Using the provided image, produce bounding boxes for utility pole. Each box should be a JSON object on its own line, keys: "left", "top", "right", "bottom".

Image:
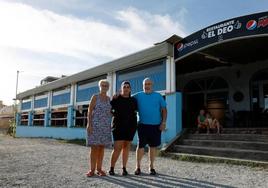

{"left": 15, "top": 70, "right": 19, "bottom": 103}
{"left": 13, "top": 70, "right": 20, "bottom": 136}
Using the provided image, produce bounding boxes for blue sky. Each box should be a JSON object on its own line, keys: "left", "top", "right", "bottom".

{"left": 0, "top": 0, "right": 268, "bottom": 105}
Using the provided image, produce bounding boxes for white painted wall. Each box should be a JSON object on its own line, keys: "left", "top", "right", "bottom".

{"left": 176, "top": 59, "right": 268, "bottom": 112}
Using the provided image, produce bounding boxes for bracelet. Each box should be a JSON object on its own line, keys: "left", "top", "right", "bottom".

{"left": 161, "top": 122, "right": 166, "bottom": 125}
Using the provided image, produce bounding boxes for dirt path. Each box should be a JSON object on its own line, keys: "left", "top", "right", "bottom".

{"left": 0, "top": 134, "right": 267, "bottom": 188}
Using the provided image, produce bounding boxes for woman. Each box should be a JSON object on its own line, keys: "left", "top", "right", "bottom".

{"left": 206, "top": 112, "right": 222, "bottom": 134}
{"left": 109, "top": 81, "right": 137, "bottom": 176}
{"left": 86, "top": 79, "right": 112, "bottom": 177}
{"left": 197, "top": 109, "right": 208, "bottom": 133}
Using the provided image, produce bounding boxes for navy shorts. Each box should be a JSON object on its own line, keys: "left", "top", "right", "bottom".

{"left": 137, "top": 124, "right": 161, "bottom": 148}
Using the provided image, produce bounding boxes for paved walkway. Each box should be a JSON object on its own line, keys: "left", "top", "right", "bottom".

{"left": 0, "top": 133, "right": 267, "bottom": 188}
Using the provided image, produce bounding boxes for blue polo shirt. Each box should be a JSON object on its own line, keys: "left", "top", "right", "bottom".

{"left": 133, "top": 91, "right": 166, "bottom": 125}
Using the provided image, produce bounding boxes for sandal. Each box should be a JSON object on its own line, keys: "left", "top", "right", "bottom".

{"left": 86, "top": 170, "right": 95, "bottom": 177}
{"left": 109, "top": 167, "right": 115, "bottom": 176}
{"left": 122, "top": 167, "right": 128, "bottom": 176}
{"left": 134, "top": 168, "right": 141, "bottom": 175}
{"left": 149, "top": 168, "right": 156, "bottom": 175}
{"left": 97, "top": 170, "right": 107, "bottom": 176}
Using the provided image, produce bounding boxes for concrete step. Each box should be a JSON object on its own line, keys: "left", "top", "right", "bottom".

{"left": 181, "top": 139, "right": 268, "bottom": 151}
{"left": 163, "top": 152, "right": 268, "bottom": 168}
{"left": 222, "top": 128, "right": 268, "bottom": 134}
{"left": 173, "top": 145, "right": 268, "bottom": 161}
{"left": 187, "top": 134, "right": 268, "bottom": 142}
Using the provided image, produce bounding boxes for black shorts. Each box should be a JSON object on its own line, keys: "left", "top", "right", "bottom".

{"left": 112, "top": 126, "right": 137, "bottom": 141}
{"left": 137, "top": 124, "right": 161, "bottom": 148}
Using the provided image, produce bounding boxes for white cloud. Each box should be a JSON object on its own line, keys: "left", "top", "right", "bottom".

{"left": 116, "top": 7, "right": 186, "bottom": 43}
{"left": 0, "top": 2, "right": 185, "bottom": 105}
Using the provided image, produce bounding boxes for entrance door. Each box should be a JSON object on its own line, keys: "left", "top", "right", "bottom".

{"left": 252, "top": 82, "right": 268, "bottom": 127}
{"left": 183, "top": 93, "right": 204, "bottom": 128}
{"left": 183, "top": 77, "right": 229, "bottom": 128}
{"left": 263, "top": 83, "right": 268, "bottom": 110}
{"left": 251, "top": 71, "right": 268, "bottom": 127}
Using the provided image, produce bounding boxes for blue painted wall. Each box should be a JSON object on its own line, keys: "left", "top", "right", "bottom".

{"left": 44, "top": 109, "right": 50, "bottom": 127}
{"left": 162, "top": 92, "right": 182, "bottom": 144}
{"left": 67, "top": 106, "right": 74, "bottom": 127}
{"left": 16, "top": 91, "right": 183, "bottom": 144}
{"left": 28, "top": 111, "right": 33, "bottom": 126}
{"left": 16, "top": 60, "right": 184, "bottom": 146}
{"left": 16, "top": 113, "right": 21, "bottom": 127}
{"left": 16, "top": 126, "right": 86, "bottom": 140}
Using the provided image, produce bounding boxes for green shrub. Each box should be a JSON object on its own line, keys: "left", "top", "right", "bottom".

{"left": 7, "top": 118, "right": 16, "bottom": 137}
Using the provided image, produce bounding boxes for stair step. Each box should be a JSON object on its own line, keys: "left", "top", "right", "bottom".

{"left": 173, "top": 145, "right": 268, "bottom": 161}
{"left": 165, "top": 152, "right": 268, "bottom": 167}
{"left": 181, "top": 139, "right": 268, "bottom": 151}
{"left": 187, "top": 134, "right": 268, "bottom": 142}
{"left": 222, "top": 128, "right": 268, "bottom": 134}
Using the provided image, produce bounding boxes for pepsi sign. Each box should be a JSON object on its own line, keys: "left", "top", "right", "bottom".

{"left": 176, "top": 43, "right": 184, "bottom": 51}
{"left": 246, "top": 20, "right": 257, "bottom": 30}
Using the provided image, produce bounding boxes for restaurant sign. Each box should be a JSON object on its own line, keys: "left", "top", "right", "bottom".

{"left": 174, "top": 11, "right": 268, "bottom": 61}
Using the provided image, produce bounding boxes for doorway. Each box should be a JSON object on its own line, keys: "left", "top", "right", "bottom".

{"left": 250, "top": 70, "right": 268, "bottom": 127}
{"left": 183, "top": 77, "right": 229, "bottom": 128}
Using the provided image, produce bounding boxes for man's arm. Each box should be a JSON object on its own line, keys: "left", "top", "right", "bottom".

{"left": 159, "top": 108, "right": 167, "bottom": 131}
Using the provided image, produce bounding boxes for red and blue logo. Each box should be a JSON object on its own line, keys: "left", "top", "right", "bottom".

{"left": 176, "top": 43, "right": 184, "bottom": 51}
{"left": 246, "top": 20, "right": 257, "bottom": 30}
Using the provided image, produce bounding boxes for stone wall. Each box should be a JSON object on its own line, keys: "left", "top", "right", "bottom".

{"left": 0, "top": 105, "right": 14, "bottom": 129}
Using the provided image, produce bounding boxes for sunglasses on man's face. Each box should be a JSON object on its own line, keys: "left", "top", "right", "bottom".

{"left": 123, "top": 85, "right": 130, "bottom": 89}
{"left": 101, "top": 85, "right": 109, "bottom": 88}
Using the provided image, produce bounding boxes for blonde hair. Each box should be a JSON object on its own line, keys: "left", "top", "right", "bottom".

{"left": 98, "top": 79, "right": 109, "bottom": 87}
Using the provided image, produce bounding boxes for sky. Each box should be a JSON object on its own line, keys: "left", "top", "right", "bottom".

{"left": 0, "top": 0, "right": 268, "bottom": 105}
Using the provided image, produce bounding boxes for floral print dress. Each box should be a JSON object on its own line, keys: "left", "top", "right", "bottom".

{"left": 87, "top": 95, "right": 112, "bottom": 147}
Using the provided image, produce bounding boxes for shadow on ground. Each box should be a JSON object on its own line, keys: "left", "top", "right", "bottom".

{"left": 91, "top": 173, "right": 235, "bottom": 188}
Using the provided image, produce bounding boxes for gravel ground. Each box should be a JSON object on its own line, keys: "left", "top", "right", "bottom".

{"left": 0, "top": 133, "right": 267, "bottom": 188}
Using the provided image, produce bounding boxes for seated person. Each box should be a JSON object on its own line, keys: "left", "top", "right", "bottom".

{"left": 205, "top": 112, "right": 222, "bottom": 134}
{"left": 197, "top": 109, "right": 208, "bottom": 133}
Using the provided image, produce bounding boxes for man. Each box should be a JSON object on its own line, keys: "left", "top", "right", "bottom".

{"left": 133, "top": 77, "right": 167, "bottom": 175}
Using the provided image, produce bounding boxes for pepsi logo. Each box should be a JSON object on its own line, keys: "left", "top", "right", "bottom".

{"left": 176, "top": 43, "right": 184, "bottom": 51}
{"left": 246, "top": 20, "right": 257, "bottom": 30}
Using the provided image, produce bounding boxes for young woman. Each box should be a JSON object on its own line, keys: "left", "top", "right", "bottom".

{"left": 109, "top": 81, "right": 137, "bottom": 176}
{"left": 86, "top": 79, "right": 112, "bottom": 177}
{"left": 206, "top": 112, "right": 222, "bottom": 134}
{"left": 197, "top": 109, "right": 209, "bottom": 133}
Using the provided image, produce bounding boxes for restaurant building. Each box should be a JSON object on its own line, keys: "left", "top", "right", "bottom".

{"left": 16, "top": 11, "right": 268, "bottom": 144}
